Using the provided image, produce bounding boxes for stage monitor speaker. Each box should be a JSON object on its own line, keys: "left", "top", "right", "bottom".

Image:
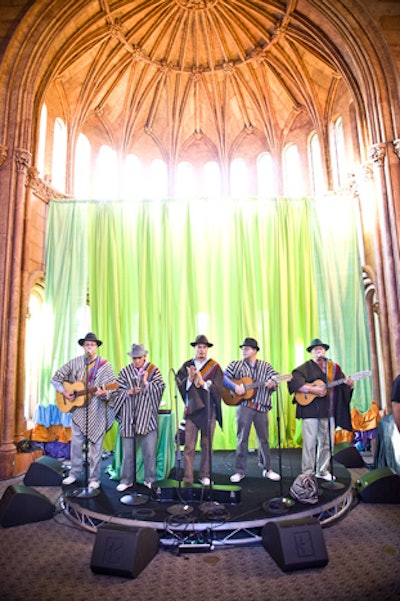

{"left": 262, "top": 518, "right": 329, "bottom": 572}
{"left": 333, "top": 443, "right": 365, "bottom": 468}
{"left": 24, "top": 455, "right": 65, "bottom": 486}
{"left": 90, "top": 523, "right": 159, "bottom": 578}
{"left": 355, "top": 467, "right": 400, "bottom": 503}
{"left": 0, "top": 484, "right": 55, "bottom": 528}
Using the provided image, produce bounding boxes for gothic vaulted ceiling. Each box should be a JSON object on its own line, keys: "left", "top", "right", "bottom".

{"left": 31, "top": 1, "right": 368, "bottom": 163}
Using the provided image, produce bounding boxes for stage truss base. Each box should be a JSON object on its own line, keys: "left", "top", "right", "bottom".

{"left": 60, "top": 487, "right": 354, "bottom": 547}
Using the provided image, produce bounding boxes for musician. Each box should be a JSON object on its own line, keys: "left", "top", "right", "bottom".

{"left": 176, "top": 335, "right": 223, "bottom": 486}
{"left": 111, "top": 343, "right": 165, "bottom": 491}
{"left": 374, "top": 375, "right": 400, "bottom": 475}
{"left": 288, "top": 338, "right": 353, "bottom": 480}
{"left": 51, "top": 332, "right": 116, "bottom": 489}
{"left": 223, "top": 337, "right": 281, "bottom": 483}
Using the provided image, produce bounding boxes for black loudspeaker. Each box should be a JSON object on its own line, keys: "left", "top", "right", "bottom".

{"left": 333, "top": 442, "right": 365, "bottom": 468}
{"left": 90, "top": 523, "right": 159, "bottom": 578}
{"left": 23, "top": 456, "right": 65, "bottom": 486}
{"left": 0, "top": 484, "right": 55, "bottom": 528}
{"left": 355, "top": 467, "right": 400, "bottom": 503}
{"left": 262, "top": 518, "right": 329, "bottom": 572}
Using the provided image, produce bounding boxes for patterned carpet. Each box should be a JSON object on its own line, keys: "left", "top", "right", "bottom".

{"left": 0, "top": 458, "right": 399, "bottom": 601}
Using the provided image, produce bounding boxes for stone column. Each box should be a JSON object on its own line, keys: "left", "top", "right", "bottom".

{"left": 0, "top": 148, "right": 31, "bottom": 478}
{"left": 368, "top": 143, "right": 400, "bottom": 395}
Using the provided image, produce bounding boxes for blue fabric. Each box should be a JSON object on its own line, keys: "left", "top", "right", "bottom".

{"left": 33, "top": 404, "right": 72, "bottom": 428}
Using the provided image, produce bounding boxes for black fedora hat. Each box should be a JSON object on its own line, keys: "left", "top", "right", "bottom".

{"left": 240, "top": 337, "right": 260, "bottom": 351}
{"left": 78, "top": 332, "right": 102, "bottom": 347}
{"left": 190, "top": 334, "right": 213, "bottom": 347}
{"left": 306, "top": 338, "right": 329, "bottom": 353}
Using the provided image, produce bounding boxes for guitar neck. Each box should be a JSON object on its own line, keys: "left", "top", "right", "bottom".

{"left": 74, "top": 386, "right": 97, "bottom": 399}
{"left": 327, "top": 377, "right": 346, "bottom": 390}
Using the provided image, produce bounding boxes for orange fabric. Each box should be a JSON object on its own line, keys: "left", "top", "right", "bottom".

{"left": 31, "top": 424, "right": 72, "bottom": 442}
{"left": 334, "top": 429, "right": 354, "bottom": 444}
{"left": 351, "top": 401, "right": 380, "bottom": 431}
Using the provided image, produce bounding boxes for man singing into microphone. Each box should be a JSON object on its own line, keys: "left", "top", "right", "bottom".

{"left": 176, "top": 335, "right": 223, "bottom": 486}
{"left": 288, "top": 338, "right": 354, "bottom": 481}
{"left": 51, "top": 332, "right": 116, "bottom": 489}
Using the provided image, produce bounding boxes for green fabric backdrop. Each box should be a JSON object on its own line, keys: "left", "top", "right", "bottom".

{"left": 39, "top": 196, "right": 372, "bottom": 450}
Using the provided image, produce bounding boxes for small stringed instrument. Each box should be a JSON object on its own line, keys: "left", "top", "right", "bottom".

{"left": 222, "top": 374, "right": 292, "bottom": 406}
{"left": 56, "top": 380, "right": 118, "bottom": 413}
{"left": 294, "top": 370, "right": 372, "bottom": 406}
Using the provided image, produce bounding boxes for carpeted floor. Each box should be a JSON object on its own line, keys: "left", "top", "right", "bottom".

{"left": 0, "top": 454, "right": 399, "bottom": 601}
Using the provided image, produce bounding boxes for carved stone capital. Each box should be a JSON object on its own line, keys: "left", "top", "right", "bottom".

{"left": 14, "top": 148, "right": 32, "bottom": 173}
{"left": 368, "top": 143, "right": 386, "bottom": 166}
{"left": 362, "top": 161, "right": 374, "bottom": 182}
{"left": 393, "top": 139, "right": 400, "bottom": 161}
{"left": 0, "top": 145, "right": 8, "bottom": 168}
{"left": 25, "top": 167, "right": 67, "bottom": 203}
{"left": 346, "top": 172, "right": 359, "bottom": 199}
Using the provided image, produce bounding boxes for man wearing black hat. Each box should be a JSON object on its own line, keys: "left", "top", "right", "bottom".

{"left": 374, "top": 375, "right": 400, "bottom": 475}
{"left": 288, "top": 338, "right": 353, "bottom": 480}
{"left": 176, "top": 335, "right": 223, "bottom": 486}
{"left": 223, "top": 337, "right": 281, "bottom": 483}
{"left": 51, "top": 332, "right": 116, "bottom": 489}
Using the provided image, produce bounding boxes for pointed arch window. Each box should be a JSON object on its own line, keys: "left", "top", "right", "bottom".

{"left": 283, "top": 144, "right": 304, "bottom": 197}
{"left": 52, "top": 117, "right": 67, "bottom": 193}
{"left": 203, "top": 161, "right": 222, "bottom": 198}
{"left": 230, "top": 158, "right": 248, "bottom": 197}
{"left": 309, "top": 133, "right": 324, "bottom": 197}
{"left": 74, "top": 133, "right": 91, "bottom": 199}
{"left": 257, "top": 152, "right": 275, "bottom": 198}
{"left": 331, "top": 116, "right": 346, "bottom": 189}
{"left": 93, "top": 145, "right": 118, "bottom": 200}
{"left": 37, "top": 104, "right": 47, "bottom": 179}
{"left": 149, "top": 159, "right": 168, "bottom": 200}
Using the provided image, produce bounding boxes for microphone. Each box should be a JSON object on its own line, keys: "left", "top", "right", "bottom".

{"left": 171, "top": 368, "right": 182, "bottom": 386}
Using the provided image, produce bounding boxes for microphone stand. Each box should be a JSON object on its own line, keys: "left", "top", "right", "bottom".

{"left": 321, "top": 365, "right": 344, "bottom": 490}
{"left": 167, "top": 369, "right": 193, "bottom": 516}
{"left": 120, "top": 379, "right": 150, "bottom": 506}
{"left": 67, "top": 353, "right": 100, "bottom": 499}
{"left": 263, "top": 379, "right": 295, "bottom": 513}
{"left": 199, "top": 380, "right": 226, "bottom": 518}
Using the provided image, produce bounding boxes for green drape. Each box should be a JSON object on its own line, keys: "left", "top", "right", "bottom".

{"left": 40, "top": 197, "right": 372, "bottom": 450}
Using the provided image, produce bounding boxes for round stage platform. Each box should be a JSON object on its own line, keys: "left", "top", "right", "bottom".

{"left": 61, "top": 449, "right": 354, "bottom": 549}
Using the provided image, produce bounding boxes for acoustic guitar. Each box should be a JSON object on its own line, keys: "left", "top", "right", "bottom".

{"left": 222, "top": 374, "right": 292, "bottom": 406}
{"left": 56, "top": 380, "right": 118, "bottom": 413}
{"left": 294, "top": 370, "right": 372, "bottom": 406}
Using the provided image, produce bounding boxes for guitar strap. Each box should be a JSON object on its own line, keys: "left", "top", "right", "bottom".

{"left": 326, "top": 360, "right": 337, "bottom": 415}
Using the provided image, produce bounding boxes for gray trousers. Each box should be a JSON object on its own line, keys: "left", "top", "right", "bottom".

{"left": 120, "top": 429, "right": 158, "bottom": 484}
{"left": 301, "top": 417, "right": 334, "bottom": 475}
{"left": 69, "top": 420, "right": 104, "bottom": 482}
{"left": 235, "top": 405, "right": 271, "bottom": 475}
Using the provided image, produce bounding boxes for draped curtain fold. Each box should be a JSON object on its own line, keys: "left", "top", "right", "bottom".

{"left": 39, "top": 197, "right": 372, "bottom": 450}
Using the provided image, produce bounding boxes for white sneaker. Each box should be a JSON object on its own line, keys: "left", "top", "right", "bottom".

{"left": 316, "top": 472, "right": 336, "bottom": 481}
{"left": 230, "top": 473, "right": 244, "bottom": 483}
{"left": 199, "top": 477, "right": 211, "bottom": 486}
{"left": 116, "top": 482, "right": 132, "bottom": 492}
{"left": 262, "top": 469, "right": 281, "bottom": 481}
{"left": 89, "top": 480, "right": 100, "bottom": 489}
{"left": 62, "top": 475, "right": 76, "bottom": 485}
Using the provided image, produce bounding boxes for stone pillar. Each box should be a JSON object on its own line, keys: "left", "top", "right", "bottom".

{"left": 0, "top": 148, "right": 31, "bottom": 478}
{"left": 368, "top": 143, "right": 400, "bottom": 394}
